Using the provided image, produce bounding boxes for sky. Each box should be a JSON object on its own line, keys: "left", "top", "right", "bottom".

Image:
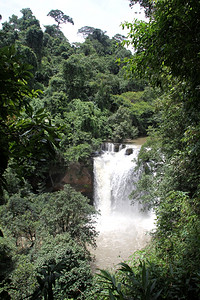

{"left": 0, "top": 0, "right": 146, "bottom": 44}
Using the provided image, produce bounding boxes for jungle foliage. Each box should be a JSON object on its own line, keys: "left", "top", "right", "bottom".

{"left": 0, "top": 7, "right": 156, "bottom": 191}
{"left": 0, "top": 7, "right": 156, "bottom": 299}
{"left": 0, "top": 184, "right": 97, "bottom": 299}
{"left": 1, "top": 1, "right": 199, "bottom": 299}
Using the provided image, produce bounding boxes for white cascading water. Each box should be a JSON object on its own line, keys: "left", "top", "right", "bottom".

{"left": 92, "top": 139, "right": 155, "bottom": 270}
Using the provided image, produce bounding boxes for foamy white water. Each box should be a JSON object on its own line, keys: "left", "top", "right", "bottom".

{"left": 92, "top": 139, "right": 155, "bottom": 270}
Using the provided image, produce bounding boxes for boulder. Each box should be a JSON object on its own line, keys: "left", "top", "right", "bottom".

{"left": 125, "top": 148, "right": 133, "bottom": 155}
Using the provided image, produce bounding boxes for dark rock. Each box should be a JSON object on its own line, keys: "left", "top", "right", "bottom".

{"left": 125, "top": 148, "right": 133, "bottom": 155}
{"left": 114, "top": 144, "right": 119, "bottom": 152}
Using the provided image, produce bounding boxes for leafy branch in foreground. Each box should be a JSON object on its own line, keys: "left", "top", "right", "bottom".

{"left": 97, "top": 262, "right": 162, "bottom": 300}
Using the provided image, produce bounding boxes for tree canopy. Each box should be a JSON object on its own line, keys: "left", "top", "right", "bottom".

{"left": 47, "top": 9, "right": 74, "bottom": 27}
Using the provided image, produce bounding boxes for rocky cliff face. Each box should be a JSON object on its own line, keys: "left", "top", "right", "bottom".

{"left": 61, "top": 160, "right": 93, "bottom": 202}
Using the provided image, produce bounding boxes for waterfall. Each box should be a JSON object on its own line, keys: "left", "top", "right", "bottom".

{"left": 92, "top": 141, "right": 155, "bottom": 270}
{"left": 94, "top": 143, "right": 140, "bottom": 217}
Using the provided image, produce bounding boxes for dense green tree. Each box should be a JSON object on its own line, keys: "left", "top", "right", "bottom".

{"left": 86, "top": 28, "right": 112, "bottom": 55}
{"left": 0, "top": 9, "right": 40, "bottom": 48}
{"left": 25, "top": 25, "right": 43, "bottom": 61}
{"left": 59, "top": 99, "right": 110, "bottom": 162}
{"left": 8, "top": 106, "right": 61, "bottom": 191}
{"left": 0, "top": 185, "right": 97, "bottom": 251}
{"left": 112, "top": 89, "right": 156, "bottom": 135}
{"left": 36, "top": 185, "right": 97, "bottom": 247}
{"left": 0, "top": 235, "right": 15, "bottom": 299}
{"left": 0, "top": 193, "right": 39, "bottom": 247}
{"left": 0, "top": 45, "right": 33, "bottom": 199}
{"left": 7, "top": 14, "right": 19, "bottom": 29}
{"left": 108, "top": 106, "right": 138, "bottom": 142}
{"left": 18, "top": 8, "right": 40, "bottom": 31}
{"left": 44, "top": 25, "right": 65, "bottom": 41}
{"left": 35, "top": 54, "right": 54, "bottom": 86}
{"left": 0, "top": 45, "right": 62, "bottom": 197}
{"left": 0, "top": 184, "right": 98, "bottom": 299}
{"left": 0, "top": 20, "right": 18, "bottom": 47}
{"left": 124, "top": 0, "right": 200, "bottom": 95}
{"left": 32, "top": 233, "right": 93, "bottom": 300}
{"left": 16, "top": 44, "right": 38, "bottom": 74}
{"left": 93, "top": 72, "right": 120, "bottom": 110}
{"left": 75, "top": 39, "right": 96, "bottom": 56}
{"left": 63, "top": 53, "right": 94, "bottom": 100}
